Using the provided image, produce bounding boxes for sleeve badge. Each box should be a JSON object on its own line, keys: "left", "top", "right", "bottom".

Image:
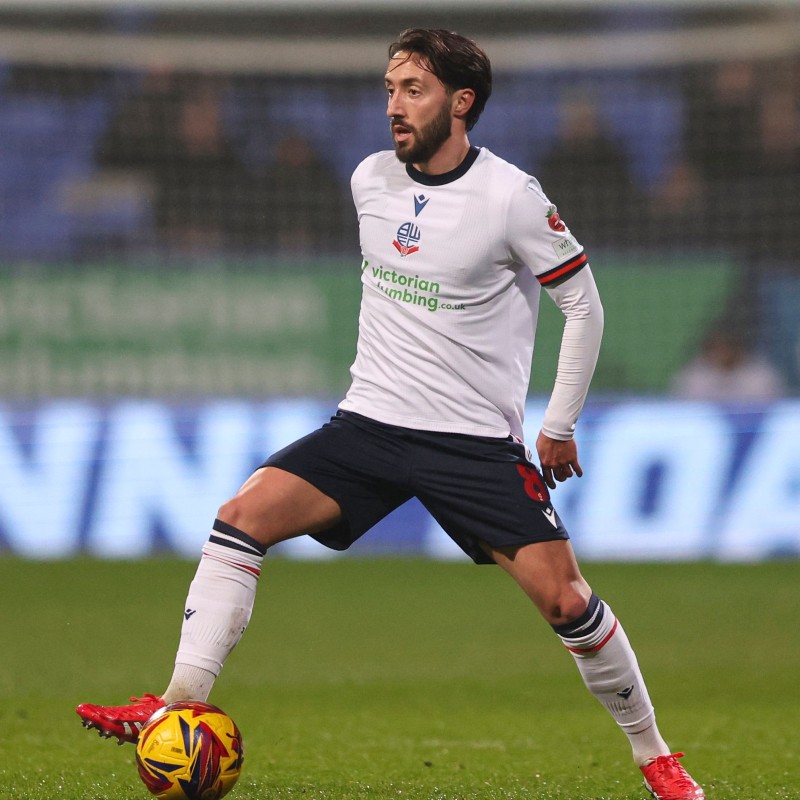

{"left": 546, "top": 205, "right": 567, "bottom": 233}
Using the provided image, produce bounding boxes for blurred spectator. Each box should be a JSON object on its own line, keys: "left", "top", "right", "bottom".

{"left": 746, "top": 80, "right": 800, "bottom": 266}
{"left": 96, "top": 67, "right": 177, "bottom": 181}
{"left": 96, "top": 73, "right": 260, "bottom": 255}
{"left": 255, "top": 131, "right": 356, "bottom": 255}
{"left": 682, "top": 59, "right": 800, "bottom": 264}
{"left": 158, "top": 79, "right": 260, "bottom": 253}
{"left": 684, "top": 61, "right": 760, "bottom": 186}
{"left": 671, "top": 318, "right": 786, "bottom": 401}
{"left": 644, "top": 157, "right": 707, "bottom": 251}
{"left": 682, "top": 61, "right": 760, "bottom": 255}
{"left": 535, "top": 91, "right": 643, "bottom": 249}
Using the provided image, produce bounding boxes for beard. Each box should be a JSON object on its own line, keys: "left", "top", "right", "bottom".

{"left": 391, "top": 101, "right": 452, "bottom": 165}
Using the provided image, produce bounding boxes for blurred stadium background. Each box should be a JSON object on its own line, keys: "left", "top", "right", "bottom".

{"left": 0, "top": 0, "right": 798, "bottom": 560}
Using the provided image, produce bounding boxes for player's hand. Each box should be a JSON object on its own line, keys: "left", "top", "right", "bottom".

{"left": 536, "top": 431, "right": 583, "bottom": 489}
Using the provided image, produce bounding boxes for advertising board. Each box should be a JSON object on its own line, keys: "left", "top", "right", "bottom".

{"left": 1, "top": 398, "right": 797, "bottom": 561}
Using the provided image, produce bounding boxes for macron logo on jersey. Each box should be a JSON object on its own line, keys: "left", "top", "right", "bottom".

{"left": 414, "top": 194, "right": 430, "bottom": 217}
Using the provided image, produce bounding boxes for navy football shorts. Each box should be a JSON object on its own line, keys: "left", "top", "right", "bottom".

{"left": 263, "top": 410, "right": 568, "bottom": 564}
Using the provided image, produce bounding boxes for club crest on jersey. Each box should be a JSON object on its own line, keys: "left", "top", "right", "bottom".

{"left": 393, "top": 222, "right": 421, "bottom": 257}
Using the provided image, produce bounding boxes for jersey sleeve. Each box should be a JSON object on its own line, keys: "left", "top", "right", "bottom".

{"left": 540, "top": 267, "right": 604, "bottom": 439}
{"left": 350, "top": 154, "right": 374, "bottom": 212}
{"left": 505, "top": 176, "right": 587, "bottom": 285}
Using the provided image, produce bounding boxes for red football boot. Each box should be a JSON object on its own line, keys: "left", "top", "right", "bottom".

{"left": 641, "top": 752, "right": 705, "bottom": 800}
{"left": 76, "top": 693, "right": 164, "bottom": 745}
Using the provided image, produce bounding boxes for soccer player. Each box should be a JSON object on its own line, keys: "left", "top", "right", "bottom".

{"left": 77, "top": 29, "right": 704, "bottom": 800}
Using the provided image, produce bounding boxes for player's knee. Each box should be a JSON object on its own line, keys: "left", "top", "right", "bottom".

{"left": 216, "top": 497, "right": 278, "bottom": 548}
{"left": 540, "top": 583, "right": 592, "bottom": 626}
{"left": 216, "top": 496, "right": 251, "bottom": 535}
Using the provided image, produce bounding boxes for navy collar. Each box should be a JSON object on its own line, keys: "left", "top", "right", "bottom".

{"left": 405, "top": 146, "right": 481, "bottom": 186}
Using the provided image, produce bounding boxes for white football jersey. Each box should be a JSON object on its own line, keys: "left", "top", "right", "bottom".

{"left": 339, "top": 146, "right": 587, "bottom": 440}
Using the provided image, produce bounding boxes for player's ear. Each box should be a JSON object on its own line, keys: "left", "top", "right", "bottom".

{"left": 451, "top": 88, "right": 475, "bottom": 122}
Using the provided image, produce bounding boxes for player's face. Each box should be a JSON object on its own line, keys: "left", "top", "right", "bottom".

{"left": 385, "top": 53, "right": 454, "bottom": 165}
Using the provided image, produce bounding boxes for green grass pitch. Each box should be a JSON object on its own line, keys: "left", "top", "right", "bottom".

{"left": 0, "top": 557, "right": 797, "bottom": 799}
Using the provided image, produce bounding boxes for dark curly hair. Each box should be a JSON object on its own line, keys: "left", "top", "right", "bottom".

{"left": 388, "top": 28, "right": 493, "bottom": 131}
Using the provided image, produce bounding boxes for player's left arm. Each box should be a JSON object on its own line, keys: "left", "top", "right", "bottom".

{"left": 538, "top": 267, "right": 604, "bottom": 488}
{"left": 504, "top": 174, "right": 604, "bottom": 487}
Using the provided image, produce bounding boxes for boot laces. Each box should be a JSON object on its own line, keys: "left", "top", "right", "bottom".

{"left": 648, "top": 753, "right": 697, "bottom": 790}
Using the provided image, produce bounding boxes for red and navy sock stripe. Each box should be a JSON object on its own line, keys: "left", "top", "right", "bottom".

{"left": 551, "top": 592, "right": 618, "bottom": 653}
{"left": 210, "top": 518, "right": 267, "bottom": 557}
{"left": 552, "top": 592, "right": 603, "bottom": 637}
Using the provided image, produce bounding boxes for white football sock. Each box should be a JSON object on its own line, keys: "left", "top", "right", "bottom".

{"left": 553, "top": 594, "right": 671, "bottom": 766}
{"left": 163, "top": 519, "right": 266, "bottom": 703}
{"left": 162, "top": 664, "right": 216, "bottom": 704}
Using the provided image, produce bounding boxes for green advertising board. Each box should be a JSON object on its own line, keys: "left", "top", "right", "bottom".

{"left": 530, "top": 255, "right": 738, "bottom": 393}
{"left": 0, "top": 264, "right": 360, "bottom": 398}
{"left": 0, "top": 257, "right": 735, "bottom": 398}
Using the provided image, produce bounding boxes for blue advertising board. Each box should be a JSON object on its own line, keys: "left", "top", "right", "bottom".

{"left": 0, "top": 398, "right": 798, "bottom": 561}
